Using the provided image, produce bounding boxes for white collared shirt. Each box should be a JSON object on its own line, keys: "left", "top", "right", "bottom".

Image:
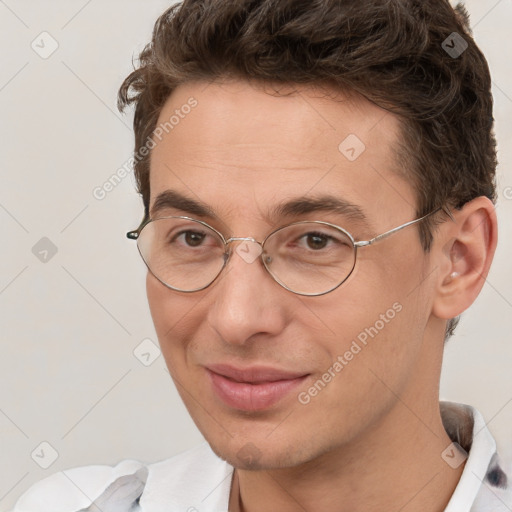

{"left": 11, "top": 402, "right": 512, "bottom": 511}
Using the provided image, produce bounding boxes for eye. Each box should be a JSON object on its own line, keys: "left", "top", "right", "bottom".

{"left": 300, "top": 232, "right": 332, "bottom": 250}
{"left": 295, "top": 230, "right": 348, "bottom": 251}
{"left": 172, "top": 230, "right": 210, "bottom": 247}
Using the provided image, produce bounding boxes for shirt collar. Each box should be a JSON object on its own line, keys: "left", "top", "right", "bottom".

{"left": 441, "top": 401, "right": 497, "bottom": 511}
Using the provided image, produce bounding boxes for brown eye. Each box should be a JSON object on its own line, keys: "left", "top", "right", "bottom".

{"left": 304, "top": 233, "right": 329, "bottom": 250}
{"left": 182, "top": 231, "right": 206, "bottom": 247}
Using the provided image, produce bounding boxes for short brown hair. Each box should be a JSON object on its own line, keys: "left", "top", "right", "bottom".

{"left": 118, "top": 0, "right": 497, "bottom": 336}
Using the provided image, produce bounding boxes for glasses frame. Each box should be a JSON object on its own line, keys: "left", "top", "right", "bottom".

{"left": 126, "top": 207, "right": 444, "bottom": 296}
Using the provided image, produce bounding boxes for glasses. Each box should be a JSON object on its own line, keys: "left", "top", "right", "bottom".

{"left": 126, "top": 208, "right": 441, "bottom": 296}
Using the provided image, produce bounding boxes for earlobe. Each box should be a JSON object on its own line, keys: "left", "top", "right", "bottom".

{"left": 432, "top": 197, "right": 498, "bottom": 320}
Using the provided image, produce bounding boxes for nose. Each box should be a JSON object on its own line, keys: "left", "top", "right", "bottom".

{"left": 206, "top": 239, "right": 287, "bottom": 346}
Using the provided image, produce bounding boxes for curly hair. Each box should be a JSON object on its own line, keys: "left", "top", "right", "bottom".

{"left": 118, "top": 0, "right": 497, "bottom": 338}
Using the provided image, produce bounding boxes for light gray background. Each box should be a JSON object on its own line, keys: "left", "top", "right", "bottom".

{"left": 0, "top": 0, "right": 511, "bottom": 509}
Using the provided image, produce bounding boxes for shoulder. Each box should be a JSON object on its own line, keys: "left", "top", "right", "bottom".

{"left": 11, "top": 443, "right": 232, "bottom": 512}
{"left": 11, "top": 459, "right": 148, "bottom": 512}
{"left": 140, "top": 442, "right": 233, "bottom": 508}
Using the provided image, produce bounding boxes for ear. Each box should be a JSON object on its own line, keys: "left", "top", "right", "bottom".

{"left": 432, "top": 196, "right": 498, "bottom": 320}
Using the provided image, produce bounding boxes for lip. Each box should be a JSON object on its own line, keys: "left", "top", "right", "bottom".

{"left": 205, "top": 364, "right": 310, "bottom": 412}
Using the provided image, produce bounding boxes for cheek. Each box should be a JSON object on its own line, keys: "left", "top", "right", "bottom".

{"left": 146, "top": 272, "right": 170, "bottom": 335}
{"left": 295, "top": 293, "right": 421, "bottom": 432}
{"left": 306, "top": 253, "right": 426, "bottom": 375}
{"left": 145, "top": 273, "right": 199, "bottom": 362}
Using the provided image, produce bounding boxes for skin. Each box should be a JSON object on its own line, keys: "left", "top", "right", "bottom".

{"left": 145, "top": 78, "right": 497, "bottom": 511}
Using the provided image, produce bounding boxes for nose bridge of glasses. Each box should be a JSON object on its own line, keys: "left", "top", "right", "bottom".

{"left": 226, "top": 237, "right": 264, "bottom": 265}
{"left": 226, "top": 236, "right": 261, "bottom": 245}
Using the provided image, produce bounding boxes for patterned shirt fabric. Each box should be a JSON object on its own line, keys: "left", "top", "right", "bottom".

{"left": 11, "top": 401, "right": 512, "bottom": 511}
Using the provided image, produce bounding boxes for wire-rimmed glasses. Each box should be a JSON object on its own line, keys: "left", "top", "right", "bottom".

{"left": 126, "top": 208, "right": 441, "bottom": 296}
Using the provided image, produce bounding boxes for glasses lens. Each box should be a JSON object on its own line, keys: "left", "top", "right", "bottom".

{"left": 263, "top": 222, "right": 356, "bottom": 295}
{"left": 137, "top": 217, "right": 225, "bottom": 291}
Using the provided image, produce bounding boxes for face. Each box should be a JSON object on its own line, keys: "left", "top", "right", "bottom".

{"left": 146, "top": 79, "right": 439, "bottom": 470}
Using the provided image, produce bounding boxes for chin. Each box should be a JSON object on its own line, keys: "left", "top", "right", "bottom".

{"left": 204, "top": 431, "right": 318, "bottom": 471}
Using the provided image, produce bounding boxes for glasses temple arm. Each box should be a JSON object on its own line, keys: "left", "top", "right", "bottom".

{"left": 127, "top": 215, "right": 152, "bottom": 240}
{"left": 355, "top": 207, "right": 444, "bottom": 248}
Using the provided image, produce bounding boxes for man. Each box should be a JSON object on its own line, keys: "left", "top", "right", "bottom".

{"left": 12, "top": 0, "right": 511, "bottom": 510}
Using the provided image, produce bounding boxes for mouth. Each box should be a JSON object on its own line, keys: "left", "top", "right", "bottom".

{"left": 205, "top": 364, "right": 310, "bottom": 412}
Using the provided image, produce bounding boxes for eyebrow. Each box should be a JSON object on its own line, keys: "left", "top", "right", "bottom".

{"left": 150, "top": 189, "right": 370, "bottom": 228}
{"left": 151, "top": 190, "right": 217, "bottom": 219}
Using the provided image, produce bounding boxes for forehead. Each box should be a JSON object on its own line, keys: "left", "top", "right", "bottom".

{"left": 148, "top": 79, "right": 414, "bottom": 227}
